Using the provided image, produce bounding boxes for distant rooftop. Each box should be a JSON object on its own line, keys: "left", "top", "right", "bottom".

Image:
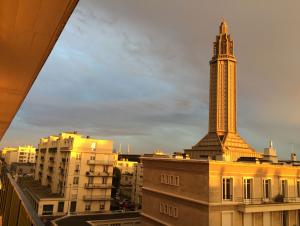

{"left": 53, "top": 211, "right": 140, "bottom": 226}
{"left": 18, "top": 176, "right": 63, "bottom": 200}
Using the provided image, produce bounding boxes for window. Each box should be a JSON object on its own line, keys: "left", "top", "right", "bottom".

{"left": 90, "top": 156, "right": 95, "bottom": 160}
{"left": 160, "top": 203, "right": 164, "bottom": 213}
{"left": 88, "top": 177, "right": 94, "bottom": 184}
{"left": 85, "top": 204, "right": 91, "bottom": 211}
{"left": 102, "top": 177, "right": 107, "bottom": 184}
{"left": 76, "top": 153, "right": 81, "bottom": 160}
{"left": 168, "top": 206, "right": 173, "bottom": 216}
{"left": 58, "top": 202, "right": 64, "bottom": 212}
{"left": 263, "top": 179, "right": 271, "bottom": 199}
{"left": 42, "top": 205, "right": 53, "bottom": 215}
{"left": 280, "top": 180, "right": 288, "bottom": 197}
{"left": 161, "top": 174, "right": 179, "bottom": 186}
{"left": 173, "top": 207, "right": 178, "bottom": 218}
{"left": 222, "top": 178, "right": 233, "bottom": 200}
{"left": 243, "top": 178, "right": 252, "bottom": 200}
{"left": 297, "top": 181, "right": 300, "bottom": 198}
{"left": 103, "top": 165, "right": 109, "bottom": 173}
{"left": 161, "top": 174, "right": 165, "bottom": 183}
{"left": 75, "top": 164, "right": 80, "bottom": 171}
{"left": 73, "top": 177, "right": 79, "bottom": 185}
{"left": 159, "top": 202, "right": 178, "bottom": 218}
{"left": 100, "top": 202, "right": 105, "bottom": 210}
{"left": 281, "top": 211, "right": 288, "bottom": 226}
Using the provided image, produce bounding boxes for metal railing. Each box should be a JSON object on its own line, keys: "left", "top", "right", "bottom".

{"left": 86, "top": 171, "right": 111, "bottom": 177}
{"left": 84, "top": 183, "right": 112, "bottom": 189}
{"left": 234, "top": 196, "right": 300, "bottom": 205}
{"left": 83, "top": 195, "right": 111, "bottom": 201}
{"left": 0, "top": 168, "right": 44, "bottom": 226}
{"left": 87, "top": 160, "right": 114, "bottom": 165}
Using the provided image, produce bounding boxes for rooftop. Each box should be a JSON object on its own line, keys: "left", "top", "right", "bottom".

{"left": 18, "top": 176, "right": 63, "bottom": 200}
{"left": 53, "top": 211, "right": 140, "bottom": 226}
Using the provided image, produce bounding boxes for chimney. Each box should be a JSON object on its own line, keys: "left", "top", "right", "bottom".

{"left": 291, "top": 153, "right": 297, "bottom": 161}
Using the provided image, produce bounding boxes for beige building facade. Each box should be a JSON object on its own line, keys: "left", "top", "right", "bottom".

{"left": 23, "top": 132, "right": 115, "bottom": 216}
{"left": 131, "top": 162, "right": 143, "bottom": 208}
{"left": 3, "top": 145, "right": 36, "bottom": 166}
{"left": 141, "top": 21, "right": 300, "bottom": 226}
{"left": 141, "top": 156, "right": 300, "bottom": 226}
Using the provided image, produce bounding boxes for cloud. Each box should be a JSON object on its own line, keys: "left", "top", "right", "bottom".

{"left": 2, "top": 0, "right": 300, "bottom": 156}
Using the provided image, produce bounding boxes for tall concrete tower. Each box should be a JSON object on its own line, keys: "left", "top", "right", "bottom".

{"left": 185, "top": 21, "right": 260, "bottom": 161}
{"left": 209, "top": 20, "right": 236, "bottom": 135}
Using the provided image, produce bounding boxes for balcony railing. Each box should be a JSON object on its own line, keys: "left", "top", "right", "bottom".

{"left": 235, "top": 196, "right": 300, "bottom": 205}
{"left": 84, "top": 183, "right": 112, "bottom": 189}
{"left": 48, "top": 147, "right": 57, "bottom": 153}
{"left": 86, "top": 171, "right": 111, "bottom": 177}
{"left": 0, "top": 171, "right": 44, "bottom": 226}
{"left": 87, "top": 160, "right": 114, "bottom": 165}
{"left": 83, "top": 195, "right": 111, "bottom": 201}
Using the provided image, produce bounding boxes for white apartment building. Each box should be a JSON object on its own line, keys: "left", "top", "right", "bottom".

{"left": 3, "top": 145, "right": 36, "bottom": 166}
{"left": 20, "top": 132, "right": 116, "bottom": 216}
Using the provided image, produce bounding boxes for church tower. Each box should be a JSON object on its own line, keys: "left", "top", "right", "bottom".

{"left": 209, "top": 21, "right": 236, "bottom": 135}
{"left": 185, "top": 21, "right": 261, "bottom": 161}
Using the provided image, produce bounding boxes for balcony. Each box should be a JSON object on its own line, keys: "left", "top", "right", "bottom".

{"left": 60, "top": 146, "right": 70, "bottom": 151}
{"left": 83, "top": 195, "right": 111, "bottom": 201}
{"left": 40, "top": 148, "right": 46, "bottom": 153}
{"left": 84, "top": 183, "right": 112, "bottom": 189}
{"left": 86, "top": 171, "right": 111, "bottom": 177}
{"left": 236, "top": 196, "right": 300, "bottom": 213}
{"left": 48, "top": 166, "right": 54, "bottom": 173}
{"left": 48, "top": 147, "right": 57, "bottom": 153}
{"left": 87, "top": 160, "right": 114, "bottom": 165}
{"left": 47, "top": 175, "right": 52, "bottom": 181}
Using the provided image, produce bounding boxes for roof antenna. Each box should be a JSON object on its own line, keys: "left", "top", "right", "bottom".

{"left": 118, "top": 143, "right": 122, "bottom": 154}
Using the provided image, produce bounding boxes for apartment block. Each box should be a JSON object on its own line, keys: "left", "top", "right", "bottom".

{"left": 116, "top": 154, "right": 140, "bottom": 201}
{"left": 3, "top": 145, "right": 36, "bottom": 166}
{"left": 131, "top": 163, "right": 143, "bottom": 208}
{"left": 20, "top": 132, "right": 115, "bottom": 216}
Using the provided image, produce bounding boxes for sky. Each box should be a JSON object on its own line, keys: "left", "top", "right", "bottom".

{"left": 1, "top": 0, "right": 300, "bottom": 157}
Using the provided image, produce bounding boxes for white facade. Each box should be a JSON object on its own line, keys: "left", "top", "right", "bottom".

{"left": 3, "top": 145, "right": 36, "bottom": 165}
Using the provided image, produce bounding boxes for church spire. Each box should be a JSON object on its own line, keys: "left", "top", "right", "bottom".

{"left": 219, "top": 19, "right": 228, "bottom": 34}
{"left": 213, "top": 20, "right": 234, "bottom": 57}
